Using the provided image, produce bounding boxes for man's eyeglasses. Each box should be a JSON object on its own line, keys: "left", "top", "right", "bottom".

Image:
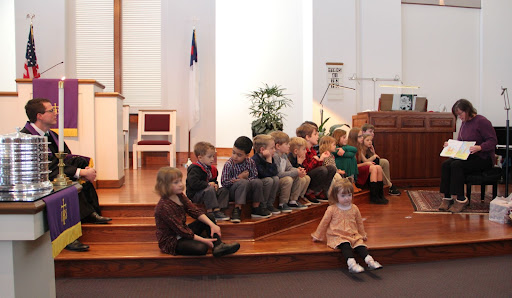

{"left": 41, "top": 109, "right": 55, "bottom": 114}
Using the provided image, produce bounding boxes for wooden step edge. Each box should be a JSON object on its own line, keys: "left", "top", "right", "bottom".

{"left": 55, "top": 238, "right": 512, "bottom": 261}
{"left": 55, "top": 238, "right": 512, "bottom": 263}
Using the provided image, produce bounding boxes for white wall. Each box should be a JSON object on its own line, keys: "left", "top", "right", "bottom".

{"left": 359, "top": 0, "right": 402, "bottom": 112}
{"left": 163, "top": 0, "right": 216, "bottom": 151}
{"left": 216, "top": 0, "right": 309, "bottom": 147}
{"left": 402, "top": 4, "right": 480, "bottom": 116}
{"left": 481, "top": 0, "right": 512, "bottom": 127}
{"left": 0, "top": 0, "right": 16, "bottom": 91}
{"left": 14, "top": 0, "right": 66, "bottom": 79}
{"left": 313, "top": 0, "right": 357, "bottom": 129}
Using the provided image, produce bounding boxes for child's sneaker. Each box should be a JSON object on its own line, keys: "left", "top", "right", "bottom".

{"left": 267, "top": 205, "right": 281, "bottom": 215}
{"left": 305, "top": 193, "right": 321, "bottom": 204}
{"left": 230, "top": 207, "right": 241, "bottom": 223}
{"left": 212, "top": 242, "right": 240, "bottom": 257}
{"left": 299, "top": 197, "right": 312, "bottom": 206}
{"left": 316, "top": 191, "right": 329, "bottom": 203}
{"left": 278, "top": 203, "right": 293, "bottom": 213}
{"left": 251, "top": 205, "right": 272, "bottom": 218}
{"left": 288, "top": 201, "right": 308, "bottom": 210}
{"left": 213, "top": 210, "right": 230, "bottom": 221}
{"left": 347, "top": 258, "right": 365, "bottom": 273}
{"left": 364, "top": 255, "right": 383, "bottom": 270}
{"left": 388, "top": 185, "right": 401, "bottom": 196}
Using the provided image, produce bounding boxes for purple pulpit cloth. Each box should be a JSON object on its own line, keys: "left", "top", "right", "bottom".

{"left": 42, "top": 186, "right": 82, "bottom": 257}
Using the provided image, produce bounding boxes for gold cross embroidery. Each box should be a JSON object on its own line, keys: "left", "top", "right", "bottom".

{"left": 53, "top": 103, "right": 59, "bottom": 115}
{"left": 61, "top": 198, "right": 68, "bottom": 226}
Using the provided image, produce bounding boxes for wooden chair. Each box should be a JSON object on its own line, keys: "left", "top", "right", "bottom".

{"left": 123, "top": 105, "right": 130, "bottom": 169}
{"left": 132, "top": 110, "right": 176, "bottom": 169}
{"left": 465, "top": 167, "right": 502, "bottom": 206}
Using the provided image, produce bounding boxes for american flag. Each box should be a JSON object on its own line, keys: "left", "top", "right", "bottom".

{"left": 23, "top": 24, "right": 41, "bottom": 79}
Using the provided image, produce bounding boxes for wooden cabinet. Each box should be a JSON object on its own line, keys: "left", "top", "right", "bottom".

{"left": 352, "top": 111, "right": 456, "bottom": 186}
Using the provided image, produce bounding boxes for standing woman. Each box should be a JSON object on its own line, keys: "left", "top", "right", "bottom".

{"left": 439, "top": 99, "right": 498, "bottom": 212}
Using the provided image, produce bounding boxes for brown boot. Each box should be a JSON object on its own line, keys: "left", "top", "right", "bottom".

{"left": 438, "top": 198, "right": 453, "bottom": 211}
{"left": 448, "top": 197, "right": 468, "bottom": 213}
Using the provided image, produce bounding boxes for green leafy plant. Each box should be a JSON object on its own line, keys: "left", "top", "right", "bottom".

{"left": 318, "top": 117, "right": 330, "bottom": 137}
{"left": 247, "top": 84, "right": 293, "bottom": 136}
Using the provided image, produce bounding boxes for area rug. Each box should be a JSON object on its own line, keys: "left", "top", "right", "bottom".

{"left": 407, "top": 190, "right": 492, "bottom": 214}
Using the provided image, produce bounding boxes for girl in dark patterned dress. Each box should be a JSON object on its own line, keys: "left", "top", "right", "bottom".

{"left": 154, "top": 167, "right": 240, "bottom": 257}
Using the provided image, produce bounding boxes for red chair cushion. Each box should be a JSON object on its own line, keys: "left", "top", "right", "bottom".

{"left": 137, "top": 140, "right": 172, "bottom": 145}
{"left": 144, "top": 114, "right": 170, "bottom": 131}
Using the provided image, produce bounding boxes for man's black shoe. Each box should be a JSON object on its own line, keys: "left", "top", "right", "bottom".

{"left": 65, "top": 240, "right": 89, "bottom": 252}
{"left": 83, "top": 212, "right": 112, "bottom": 224}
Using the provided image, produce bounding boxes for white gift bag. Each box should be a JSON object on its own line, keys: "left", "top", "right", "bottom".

{"left": 489, "top": 194, "right": 512, "bottom": 224}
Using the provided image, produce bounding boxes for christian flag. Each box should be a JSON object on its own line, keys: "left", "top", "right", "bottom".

{"left": 42, "top": 186, "right": 82, "bottom": 258}
{"left": 188, "top": 29, "right": 200, "bottom": 130}
{"left": 23, "top": 24, "right": 41, "bottom": 79}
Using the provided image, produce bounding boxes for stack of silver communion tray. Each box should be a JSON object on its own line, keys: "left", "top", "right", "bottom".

{"left": 0, "top": 129, "right": 53, "bottom": 201}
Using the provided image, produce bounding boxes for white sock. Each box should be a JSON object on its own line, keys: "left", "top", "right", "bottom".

{"left": 289, "top": 200, "right": 297, "bottom": 204}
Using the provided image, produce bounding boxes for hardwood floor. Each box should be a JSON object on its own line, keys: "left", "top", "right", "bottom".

{"left": 54, "top": 164, "right": 512, "bottom": 278}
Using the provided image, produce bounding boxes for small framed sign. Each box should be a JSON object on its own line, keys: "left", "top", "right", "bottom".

{"left": 326, "top": 62, "right": 344, "bottom": 101}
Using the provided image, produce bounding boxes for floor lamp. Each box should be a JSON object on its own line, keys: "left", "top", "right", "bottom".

{"left": 319, "top": 83, "right": 355, "bottom": 126}
{"left": 502, "top": 87, "right": 510, "bottom": 196}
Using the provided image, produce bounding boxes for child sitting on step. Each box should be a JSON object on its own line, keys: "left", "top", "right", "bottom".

{"left": 186, "top": 142, "right": 230, "bottom": 221}
{"left": 154, "top": 167, "right": 240, "bottom": 257}
{"left": 311, "top": 178, "right": 383, "bottom": 273}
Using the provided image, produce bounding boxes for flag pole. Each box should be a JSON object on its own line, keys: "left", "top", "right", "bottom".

{"left": 184, "top": 130, "right": 193, "bottom": 168}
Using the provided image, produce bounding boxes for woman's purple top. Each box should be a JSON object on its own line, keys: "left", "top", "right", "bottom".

{"left": 457, "top": 114, "right": 497, "bottom": 161}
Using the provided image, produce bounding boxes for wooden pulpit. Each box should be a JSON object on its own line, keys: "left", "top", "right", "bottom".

{"left": 353, "top": 111, "right": 456, "bottom": 186}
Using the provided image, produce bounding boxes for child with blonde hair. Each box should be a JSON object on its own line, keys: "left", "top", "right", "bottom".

{"left": 288, "top": 137, "right": 313, "bottom": 206}
{"left": 251, "top": 134, "right": 280, "bottom": 215}
{"left": 154, "top": 167, "right": 240, "bottom": 257}
{"left": 318, "top": 135, "right": 345, "bottom": 177}
{"left": 270, "top": 131, "right": 308, "bottom": 211}
{"left": 311, "top": 178, "right": 383, "bottom": 273}
{"left": 186, "top": 142, "right": 229, "bottom": 221}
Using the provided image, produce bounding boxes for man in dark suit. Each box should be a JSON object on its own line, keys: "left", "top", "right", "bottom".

{"left": 22, "top": 98, "right": 112, "bottom": 252}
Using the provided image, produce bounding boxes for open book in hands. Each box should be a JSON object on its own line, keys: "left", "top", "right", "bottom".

{"left": 440, "top": 139, "right": 476, "bottom": 160}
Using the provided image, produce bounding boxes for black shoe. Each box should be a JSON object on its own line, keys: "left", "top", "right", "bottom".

{"left": 212, "top": 242, "right": 240, "bottom": 257}
{"left": 251, "top": 205, "right": 272, "bottom": 218}
{"left": 65, "top": 240, "right": 89, "bottom": 252}
{"left": 83, "top": 212, "right": 112, "bottom": 224}
{"left": 388, "top": 185, "right": 401, "bottom": 196}
{"left": 230, "top": 207, "right": 241, "bottom": 223}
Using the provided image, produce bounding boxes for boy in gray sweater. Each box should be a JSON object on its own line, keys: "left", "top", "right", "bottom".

{"left": 270, "top": 131, "right": 308, "bottom": 212}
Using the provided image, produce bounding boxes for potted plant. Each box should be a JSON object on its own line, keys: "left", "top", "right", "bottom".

{"left": 247, "top": 84, "right": 293, "bottom": 136}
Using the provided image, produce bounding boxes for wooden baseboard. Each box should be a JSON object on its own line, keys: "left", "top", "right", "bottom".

{"left": 216, "top": 148, "right": 231, "bottom": 157}
{"left": 96, "top": 176, "right": 125, "bottom": 189}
